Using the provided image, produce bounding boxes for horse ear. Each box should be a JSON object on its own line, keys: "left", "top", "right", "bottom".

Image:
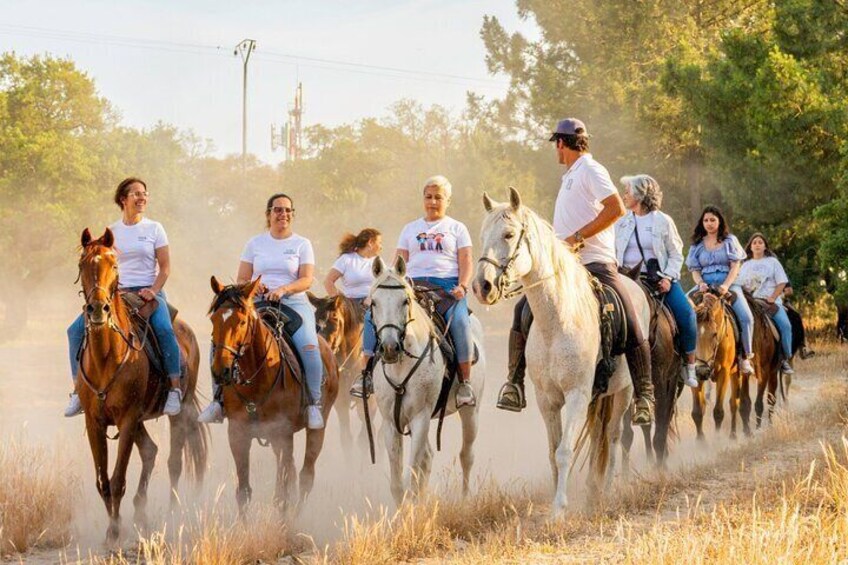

{"left": 372, "top": 256, "right": 386, "bottom": 278}
{"left": 483, "top": 192, "right": 495, "bottom": 212}
{"left": 306, "top": 291, "right": 321, "bottom": 308}
{"left": 244, "top": 276, "right": 261, "bottom": 298}
{"left": 101, "top": 228, "right": 114, "bottom": 248}
{"left": 211, "top": 276, "right": 223, "bottom": 295}
{"left": 508, "top": 186, "right": 522, "bottom": 210}
{"left": 81, "top": 228, "right": 92, "bottom": 247}
{"left": 394, "top": 254, "right": 407, "bottom": 278}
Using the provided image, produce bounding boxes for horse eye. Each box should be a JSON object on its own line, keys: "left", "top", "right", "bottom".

{"left": 504, "top": 232, "right": 515, "bottom": 240}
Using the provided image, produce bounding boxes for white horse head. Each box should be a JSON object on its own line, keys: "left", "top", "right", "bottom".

{"left": 370, "top": 255, "right": 427, "bottom": 364}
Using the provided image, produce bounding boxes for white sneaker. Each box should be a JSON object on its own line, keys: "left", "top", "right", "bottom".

{"left": 456, "top": 382, "right": 477, "bottom": 409}
{"left": 163, "top": 388, "right": 183, "bottom": 416}
{"left": 307, "top": 405, "right": 325, "bottom": 430}
{"left": 683, "top": 365, "right": 699, "bottom": 388}
{"left": 197, "top": 401, "right": 223, "bottom": 423}
{"left": 64, "top": 392, "right": 83, "bottom": 417}
{"left": 781, "top": 360, "right": 795, "bottom": 375}
{"left": 740, "top": 357, "right": 755, "bottom": 375}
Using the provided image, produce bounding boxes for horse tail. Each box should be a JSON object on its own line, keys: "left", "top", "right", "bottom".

{"left": 572, "top": 394, "right": 615, "bottom": 481}
{"left": 181, "top": 392, "right": 209, "bottom": 484}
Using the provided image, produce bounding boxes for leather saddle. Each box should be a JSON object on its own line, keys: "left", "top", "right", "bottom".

{"left": 120, "top": 291, "right": 183, "bottom": 379}
{"left": 252, "top": 299, "right": 306, "bottom": 386}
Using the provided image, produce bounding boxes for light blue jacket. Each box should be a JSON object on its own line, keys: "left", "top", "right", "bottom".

{"left": 614, "top": 210, "right": 685, "bottom": 280}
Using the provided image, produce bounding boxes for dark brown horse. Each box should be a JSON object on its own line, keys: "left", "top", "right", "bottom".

{"left": 76, "top": 228, "right": 207, "bottom": 544}
{"left": 307, "top": 292, "right": 377, "bottom": 459}
{"left": 622, "top": 283, "right": 683, "bottom": 467}
{"left": 209, "top": 278, "right": 339, "bottom": 513}
{"left": 691, "top": 291, "right": 750, "bottom": 439}
{"left": 745, "top": 299, "right": 783, "bottom": 428}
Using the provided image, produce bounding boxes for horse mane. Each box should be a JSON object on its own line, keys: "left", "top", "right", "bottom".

{"left": 209, "top": 282, "right": 253, "bottom": 314}
{"left": 483, "top": 202, "right": 597, "bottom": 325}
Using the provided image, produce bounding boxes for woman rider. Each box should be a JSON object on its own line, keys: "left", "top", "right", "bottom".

{"left": 65, "top": 177, "right": 183, "bottom": 417}
{"left": 614, "top": 174, "right": 699, "bottom": 388}
{"left": 685, "top": 205, "right": 755, "bottom": 375}
{"left": 738, "top": 233, "right": 795, "bottom": 374}
{"left": 350, "top": 175, "right": 476, "bottom": 408}
{"left": 197, "top": 193, "right": 325, "bottom": 429}
{"left": 323, "top": 228, "right": 383, "bottom": 303}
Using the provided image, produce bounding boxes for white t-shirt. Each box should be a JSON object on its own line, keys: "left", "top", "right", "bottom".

{"left": 738, "top": 256, "right": 789, "bottom": 301}
{"left": 397, "top": 216, "right": 472, "bottom": 279}
{"left": 109, "top": 217, "right": 169, "bottom": 289}
{"left": 240, "top": 232, "right": 315, "bottom": 297}
{"left": 553, "top": 154, "right": 618, "bottom": 265}
{"left": 622, "top": 213, "right": 657, "bottom": 271}
{"left": 331, "top": 252, "right": 375, "bottom": 299}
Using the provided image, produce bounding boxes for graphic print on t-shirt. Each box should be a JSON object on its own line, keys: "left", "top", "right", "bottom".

{"left": 419, "top": 232, "right": 446, "bottom": 253}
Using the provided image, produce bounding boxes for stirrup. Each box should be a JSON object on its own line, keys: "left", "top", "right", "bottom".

{"left": 350, "top": 373, "right": 373, "bottom": 399}
{"left": 496, "top": 381, "right": 525, "bottom": 412}
{"left": 632, "top": 398, "right": 654, "bottom": 426}
{"left": 455, "top": 382, "right": 476, "bottom": 409}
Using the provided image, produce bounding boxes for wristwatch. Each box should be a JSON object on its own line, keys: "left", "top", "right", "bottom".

{"left": 459, "top": 283, "right": 469, "bottom": 296}
{"left": 573, "top": 231, "right": 585, "bottom": 243}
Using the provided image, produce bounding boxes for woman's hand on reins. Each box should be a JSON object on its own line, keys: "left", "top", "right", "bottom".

{"left": 139, "top": 288, "right": 157, "bottom": 302}
{"left": 450, "top": 285, "right": 467, "bottom": 300}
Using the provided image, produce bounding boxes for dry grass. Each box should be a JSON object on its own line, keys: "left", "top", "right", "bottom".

{"left": 0, "top": 436, "right": 77, "bottom": 555}
{"left": 90, "top": 502, "right": 299, "bottom": 564}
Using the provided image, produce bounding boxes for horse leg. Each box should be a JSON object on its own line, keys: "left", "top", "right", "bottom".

{"left": 620, "top": 407, "right": 634, "bottom": 478}
{"left": 738, "top": 372, "right": 752, "bottom": 436}
{"left": 458, "top": 404, "right": 480, "bottom": 497}
{"left": 606, "top": 388, "right": 632, "bottom": 488}
{"left": 167, "top": 413, "right": 187, "bottom": 508}
{"left": 554, "top": 389, "right": 588, "bottom": 517}
{"left": 106, "top": 420, "right": 139, "bottom": 544}
{"left": 640, "top": 424, "right": 654, "bottom": 464}
{"left": 767, "top": 369, "right": 779, "bottom": 423}
{"left": 713, "top": 370, "right": 727, "bottom": 434}
{"left": 334, "top": 383, "right": 354, "bottom": 461}
{"left": 228, "top": 423, "right": 252, "bottom": 516}
{"left": 691, "top": 384, "right": 706, "bottom": 440}
{"left": 132, "top": 423, "right": 158, "bottom": 530}
{"left": 729, "top": 369, "right": 740, "bottom": 440}
{"left": 300, "top": 426, "right": 327, "bottom": 507}
{"left": 408, "top": 412, "right": 433, "bottom": 501}
{"left": 754, "top": 375, "right": 767, "bottom": 429}
{"left": 537, "top": 393, "right": 564, "bottom": 490}
{"left": 85, "top": 417, "right": 112, "bottom": 535}
{"left": 652, "top": 387, "right": 673, "bottom": 468}
{"left": 271, "top": 427, "right": 296, "bottom": 511}
{"left": 382, "top": 421, "right": 405, "bottom": 506}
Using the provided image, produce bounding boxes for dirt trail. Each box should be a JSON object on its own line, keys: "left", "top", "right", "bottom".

{"left": 1, "top": 293, "right": 844, "bottom": 563}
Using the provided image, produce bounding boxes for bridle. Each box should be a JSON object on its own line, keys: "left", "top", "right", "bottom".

{"left": 210, "top": 305, "right": 273, "bottom": 386}
{"left": 477, "top": 220, "right": 529, "bottom": 301}
{"left": 694, "top": 291, "right": 729, "bottom": 375}
{"left": 370, "top": 282, "right": 427, "bottom": 361}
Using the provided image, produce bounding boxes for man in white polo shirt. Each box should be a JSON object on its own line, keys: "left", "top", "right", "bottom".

{"left": 496, "top": 118, "right": 655, "bottom": 425}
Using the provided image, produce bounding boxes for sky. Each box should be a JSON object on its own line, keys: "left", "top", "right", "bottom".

{"left": 1, "top": 0, "right": 538, "bottom": 164}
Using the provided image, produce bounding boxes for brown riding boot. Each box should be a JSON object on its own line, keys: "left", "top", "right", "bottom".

{"left": 455, "top": 361, "right": 476, "bottom": 408}
{"left": 497, "top": 329, "right": 528, "bottom": 412}
{"left": 627, "top": 340, "right": 654, "bottom": 426}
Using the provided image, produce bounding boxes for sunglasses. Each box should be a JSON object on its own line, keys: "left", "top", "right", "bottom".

{"left": 269, "top": 206, "right": 294, "bottom": 215}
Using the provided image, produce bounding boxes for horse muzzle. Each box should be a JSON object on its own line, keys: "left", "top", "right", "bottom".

{"left": 212, "top": 365, "right": 235, "bottom": 386}
{"left": 85, "top": 301, "right": 111, "bottom": 326}
{"left": 378, "top": 340, "right": 402, "bottom": 364}
{"left": 473, "top": 276, "right": 500, "bottom": 305}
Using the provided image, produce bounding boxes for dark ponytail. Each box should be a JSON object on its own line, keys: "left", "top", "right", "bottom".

{"left": 338, "top": 228, "right": 381, "bottom": 255}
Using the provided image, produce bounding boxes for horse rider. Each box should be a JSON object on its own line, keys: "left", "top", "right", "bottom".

{"left": 323, "top": 228, "right": 383, "bottom": 305}
{"left": 615, "top": 174, "right": 699, "bottom": 388}
{"left": 738, "top": 232, "right": 795, "bottom": 374}
{"left": 496, "top": 118, "right": 655, "bottom": 425}
{"left": 685, "top": 205, "right": 755, "bottom": 375}
{"left": 350, "top": 175, "right": 477, "bottom": 409}
{"left": 65, "top": 177, "right": 183, "bottom": 417}
{"left": 197, "top": 192, "right": 326, "bottom": 430}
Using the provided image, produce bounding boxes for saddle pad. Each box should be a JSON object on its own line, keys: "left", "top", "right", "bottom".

{"left": 120, "top": 292, "right": 178, "bottom": 322}
{"left": 591, "top": 281, "right": 626, "bottom": 396}
{"left": 722, "top": 303, "right": 743, "bottom": 350}
{"left": 254, "top": 304, "right": 304, "bottom": 385}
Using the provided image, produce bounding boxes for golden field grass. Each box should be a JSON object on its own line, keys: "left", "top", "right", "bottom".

{"left": 3, "top": 342, "right": 847, "bottom": 563}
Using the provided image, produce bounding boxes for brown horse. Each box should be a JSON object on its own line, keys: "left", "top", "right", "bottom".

{"left": 209, "top": 277, "right": 339, "bottom": 513}
{"left": 76, "top": 228, "right": 207, "bottom": 545}
{"left": 691, "top": 291, "right": 751, "bottom": 439}
{"left": 307, "top": 292, "right": 377, "bottom": 459}
{"left": 745, "top": 300, "right": 783, "bottom": 428}
{"left": 622, "top": 283, "right": 683, "bottom": 467}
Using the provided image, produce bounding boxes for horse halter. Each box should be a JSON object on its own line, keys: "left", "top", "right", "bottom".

{"left": 370, "top": 282, "right": 420, "bottom": 361}
{"left": 477, "top": 220, "right": 529, "bottom": 301}
{"left": 695, "top": 291, "right": 729, "bottom": 373}
{"left": 210, "top": 306, "right": 270, "bottom": 386}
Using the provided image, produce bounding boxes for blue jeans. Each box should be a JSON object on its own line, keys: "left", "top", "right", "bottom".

{"left": 67, "top": 289, "right": 181, "bottom": 380}
{"left": 771, "top": 302, "right": 794, "bottom": 359}
{"left": 362, "top": 276, "right": 473, "bottom": 363}
{"left": 663, "top": 281, "right": 697, "bottom": 355}
{"left": 693, "top": 272, "right": 754, "bottom": 356}
{"left": 282, "top": 296, "right": 323, "bottom": 405}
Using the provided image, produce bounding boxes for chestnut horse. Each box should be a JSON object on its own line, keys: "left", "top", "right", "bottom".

{"left": 622, "top": 283, "right": 683, "bottom": 467}
{"left": 691, "top": 291, "right": 750, "bottom": 439}
{"left": 307, "top": 292, "right": 378, "bottom": 460}
{"left": 76, "top": 228, "right": 207, "bottom": 545}
{"left": 746, "top": 300, "right": 783, "bottom": 428}
{"left": 208, "top": 277, "right": 339, "bottom": 513}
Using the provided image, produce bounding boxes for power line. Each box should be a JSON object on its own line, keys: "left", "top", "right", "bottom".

{"left": 0, "top": 23, "right": 509, "bottom": 89}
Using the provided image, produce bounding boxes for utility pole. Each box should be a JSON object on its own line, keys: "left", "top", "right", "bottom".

{"left": 234, "top": 39, "right": 256, "bottom": 173}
